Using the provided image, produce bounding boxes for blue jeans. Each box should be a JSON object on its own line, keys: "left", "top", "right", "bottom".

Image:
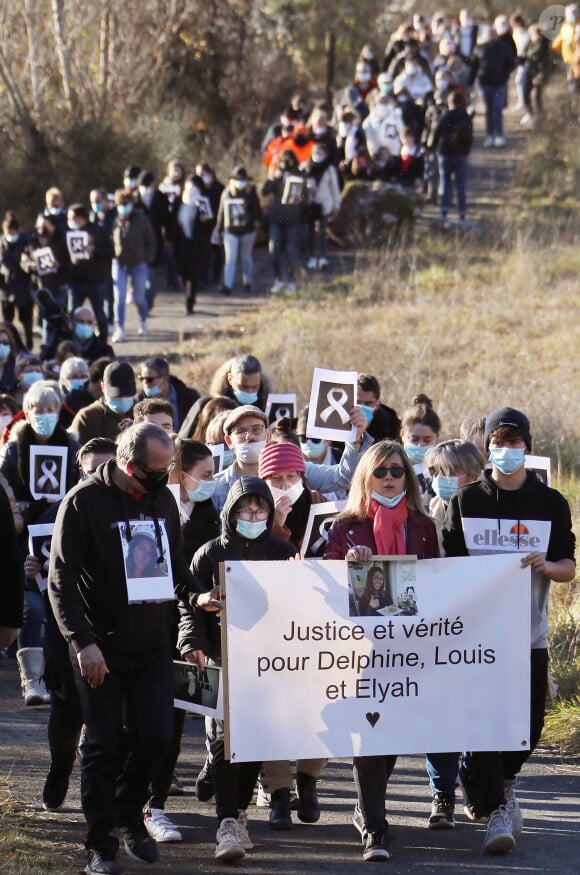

{"left": 223, "top": 231, "right": 256, "bottom": 289}
{"left": 437, "top": 154, "right": 468, "bottom": 218}
{"left": 269, "top": 223, "right": 300, "bottom": 282}
{"left": 112, "top": 261, "right": 148, "bottom": 328}
{"left": 481, "top": 84, "right": 506, "bottom": 137}
{"left": 425, "top": 752, "right": 460, "bottom": 797}
{"left": 17, "top": 588, "right": 46, "bottom": 649}
{"left": 307, "top": 215, "right": 329, "bottom": 259}
{"left": 70, "top": 280, "right": 109, "bottom": 340}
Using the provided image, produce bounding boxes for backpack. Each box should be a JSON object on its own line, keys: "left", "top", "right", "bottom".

{"left": 446, "top": 111, "right": 473, "bottom": 153}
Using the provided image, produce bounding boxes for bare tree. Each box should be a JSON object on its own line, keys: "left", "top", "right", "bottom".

{"left": 51, "top": 0, "right": 75, "bottom": 112}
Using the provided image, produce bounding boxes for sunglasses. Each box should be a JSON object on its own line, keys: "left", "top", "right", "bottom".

{"left": 372, "top": 465, "right": 405, "bottom": 479}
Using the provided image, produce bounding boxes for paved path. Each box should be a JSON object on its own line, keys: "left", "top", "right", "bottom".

{"left": 1, "top": 658, "right": 579, "bottom": 874}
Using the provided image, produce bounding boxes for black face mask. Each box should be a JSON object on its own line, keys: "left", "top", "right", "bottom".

{"left": 133, "top": 469, "right": 170, "bottom": 496}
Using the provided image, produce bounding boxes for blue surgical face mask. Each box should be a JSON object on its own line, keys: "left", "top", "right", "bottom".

{"left": 22, "top": 371, "right": 43, "bottom": 388}
{"left": 68, "top": 220, "right": 79, "bottom": 231}
{"left": 186, "top": 479, "right": 216, "bottom": 503}
{"left": 360, "top": 404, "right": 375, "bottom": 424}
{"left": 489, "top": 447, "right": 526, "bottom": 475}
{"left": 236, "top": 518, "right": 268, "bottom": 539}
{"left": 31, "top": 412, "right": 58, "bottom": 438}
{"left": 74, "top": 323, "right": 93, "bottom": 341}
{"left": 91, "top": 202, "right": 103, "bottom": 213}
{"left": 371, "top": 489, "right": 407, "bottom": 509}
{"left": 0, "top": 343, "right": 11, "bottom": 360}
{"left": 106, "top": 397, "right": 134, "bottom": 414}
{"left": 223, "top": 449, "right": 236, "bottom": 467}
{"left": 300, "top": 438, "right": 324, "bottom": 459}
{"left": 48, "top": 206, "right": 63, "bottom": 216}
{"left": 5, "top": 233, "right": 19, "bottom": 243}
{"left": 234, "top": 389, "right": 259, "bottom": 405}
{"left": 431, "top": 475, "right": 459, "bottom": 502}
{"left": 67, "top": 378, "right": 87, "bottom": 391}
{"left": 405, "top": 443, "right": 429, "bottom": 464}
{"left": 117, "top": 204, "right": 132, "bottom": 217}
{"left": 143, "top": 384, "right": 162, "bottom": 398}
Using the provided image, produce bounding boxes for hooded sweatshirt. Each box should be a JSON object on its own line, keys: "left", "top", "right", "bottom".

{"left": 442, "top": 470, "right": 575, "bottom": 648}
{"left": 177, "top": 476, "right": 297, "bottom": 659}
{"left": 48, "top": 458, "right": 195, "bottom": 655}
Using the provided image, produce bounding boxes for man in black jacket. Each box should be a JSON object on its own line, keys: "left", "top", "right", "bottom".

{"left": 470, "top": 21, "right": 516, "bottom": 147}
{"left": 0, "top": 479, "right": 22, "bottom": 649}
{"left": 67, "top": 205, "right": 114, "bottom": 342}
{"left": 429, "top": 91, "right": 473, "bottom": 223}
{"left": 136, "top": 355, "right": 199, "bottom": 432}
{"left": 49, "top": 422, "right": 196, "bottom": 875}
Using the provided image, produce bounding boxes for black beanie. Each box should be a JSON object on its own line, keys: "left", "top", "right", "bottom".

{"left": 484, "top": 407, "right": 532, "bottom": 452}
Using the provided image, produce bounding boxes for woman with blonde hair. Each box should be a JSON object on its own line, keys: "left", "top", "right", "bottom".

{"left": 324, "top": 439, "right": 439, "bottom": 861}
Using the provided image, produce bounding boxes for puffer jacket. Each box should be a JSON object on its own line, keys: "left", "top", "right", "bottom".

{"left": 177, "top": 476, "right": 297, "bottom": 659}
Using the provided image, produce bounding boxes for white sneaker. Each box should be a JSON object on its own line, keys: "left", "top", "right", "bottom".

{"left": 111, "top": 326, "right": 126, "bottom": 343}
{"left": 318, "top": 257, "right": 329, "bottom": 270}
{"left": 504, "top": 780, "right": 523, "bottom": 836}
{"left": 482, "top": 805, "right": 516, "bottom": 854}
{"left": 215, "top": 818, "right": 245, "bottom": 863}
{"left": 307, "top": 256, "right": 317, "bottom": 270}
{"left": 494, "top": 135, "right": 507, "bottom": 148}
{"left": 144, "top": 808, "right": 182, "bottom": 842}
{"left": 270, "top": 279, "right": 284, "bottom": 294}
{"left": 256, "top": 783, "right": 271, "bottom": 808}
{"left": 285, "top": 282, "right": 297, "bottom": 292}
{"left": 483, "top": 135, "right": 494, "bottom": 148}
{"left": 236, "top": 810, "right": 254, "bottom": 850}
{"left": 138, "top": 320, "right": 148, "bottom": 336}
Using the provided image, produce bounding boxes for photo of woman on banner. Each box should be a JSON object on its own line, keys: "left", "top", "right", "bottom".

{"left": 324, "top": 439, "right": 443, "bottom": 862}
{"left": 125, "top": 529, "right": 166, "bottom": 578}
{"left": 358, "top": 564, "right": 394, "bottom": 617}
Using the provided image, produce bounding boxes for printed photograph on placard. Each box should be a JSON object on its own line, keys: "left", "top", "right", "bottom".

{"left": 282, "top": 175, "right": 305, "bottom": 205}
{"left": 27, "top": 523, "right": 55, "bottom": 593}
{"left": 225, "top": 198, "right": 247, "bottom": 229}
{"left": 211, "top": 443, "right": 225, "bottom": 474}
{"left": 302, "top": 499, "right": 346, "bottom": 558}
{"left": 119, "top": 520, "right": 175, "bottom": 603}
{"left": 29, "top": 445, "right": 68, "bottom": 500}
{"left": 524, "top": 454, "right": 551, "bottom": 487}
{"left": 173, "top": 660, "right": 223, "bottom": 719}
{"left": 306, "top": 367, "right": 357, "bottom": 442}
{"left": 265, "top": 393, "right": 297, "bottom": 425}
{"left": 348, "top": 557, "right": 417, "bottom": 618}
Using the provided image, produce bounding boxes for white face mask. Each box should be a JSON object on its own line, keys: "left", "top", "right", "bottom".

{"left": 269, "top": 480, "right": 304, "bottom": 506}
{"left": 235, "top": 438, "right": 267, "bottom": 465}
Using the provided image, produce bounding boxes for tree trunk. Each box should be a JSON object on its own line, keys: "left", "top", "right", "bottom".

{"left": 23, "top": 0, "right": 45, "bottom": 126}
{"left": 98, "top": 0, "right": 111, "bottom": 118}
{"left": 51, "top": 0, "right": 75, "bottom": 112}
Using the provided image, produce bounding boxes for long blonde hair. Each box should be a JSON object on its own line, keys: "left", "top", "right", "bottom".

{"left": 339, "top": 440, "right": 426, "bottom": 521}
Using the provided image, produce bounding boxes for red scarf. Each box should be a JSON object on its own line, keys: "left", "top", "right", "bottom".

{"left": 367, "top": 496, "right": 408, "bottom": 555}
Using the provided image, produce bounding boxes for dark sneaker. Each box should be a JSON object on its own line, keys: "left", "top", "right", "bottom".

{"left": 42, "top": 768, "right": 70, "bottom": 811}
{"left": 428, "top": 793, "right": 455, "bottom": 829}
{"left": 459, "top": 764, "right": 487, "bottom": 823}
{"left": 167, "top": 771, "right": 186, "bottom": 796}
{"left": 296, "top": 772, "right": 320, "bottom": 823}
{"left": 85, "top": 850, "right": 121, "bottom": 875}
{"left": 269, "top": 788, "right": 292, "bottom": 830}
{"left": 122, "top": 823, "right": 159, "bottom": 863}
{"left": 363, "top": 829, "right": 391, "bottom": 862}
{"left": 195, "top": 756, "right": 215, "bottom": 802}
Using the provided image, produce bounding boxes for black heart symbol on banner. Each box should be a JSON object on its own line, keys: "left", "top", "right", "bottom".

{"left": 366, "top": 712, "right": 380, "bottom": 728}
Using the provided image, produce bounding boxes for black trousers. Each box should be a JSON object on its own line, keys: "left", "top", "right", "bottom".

{"left": 210, "top": 717, "right": 261, "bottom": 823}
{"left": 71, "top": 645, "right": 174, "bottom": 855}
{"left": 148, "top": 706, "right": 186, "bottom": 809}
{"left": 353, "top": 754, "right": 398, "bottom": 832}
{"left": 462, "top": 647, "right": 549, "bottom": 815}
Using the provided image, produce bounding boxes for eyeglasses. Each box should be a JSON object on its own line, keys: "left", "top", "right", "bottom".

{"left": 139, "top": 375, "right": 161, "bottom": 384}
{"left": 231, "top": 425, "right": 266, "bottom": 438}
{"left": 298, "top": 436, "right": 322, "bottom": 444}
{"left": 236, "top": 508, "right": 269, "bottom": 521}
{"left": 372, "top": 465, "right": 405, "bottom": 479}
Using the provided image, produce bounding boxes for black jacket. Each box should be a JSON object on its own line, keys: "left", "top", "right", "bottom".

{"left": 0, "top": 234, "right": 33, "bottom": 307}
{"left": 67, "top": 223, "right": 113, "bottom": 284}
{"left": 430, "top": 106, "right": 473, "bottom": 156}
{"left": 177, "top": 476, "right": 297, "bottom": 659}
{"left": 48, "top": 459, "right": 195, "bottom": 655}
{"left": 471, "top": 38, "right": 516, "bottom": 87}
{"left": 0, "top": 479, "right": 22, "bottom": 629}
{"left": 366, "top": 403, "right": 402, "bottom": 442}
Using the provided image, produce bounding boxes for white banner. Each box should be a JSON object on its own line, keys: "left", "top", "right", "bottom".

{"left": 224, "top": 555, "right": 531, "bottom": 761}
